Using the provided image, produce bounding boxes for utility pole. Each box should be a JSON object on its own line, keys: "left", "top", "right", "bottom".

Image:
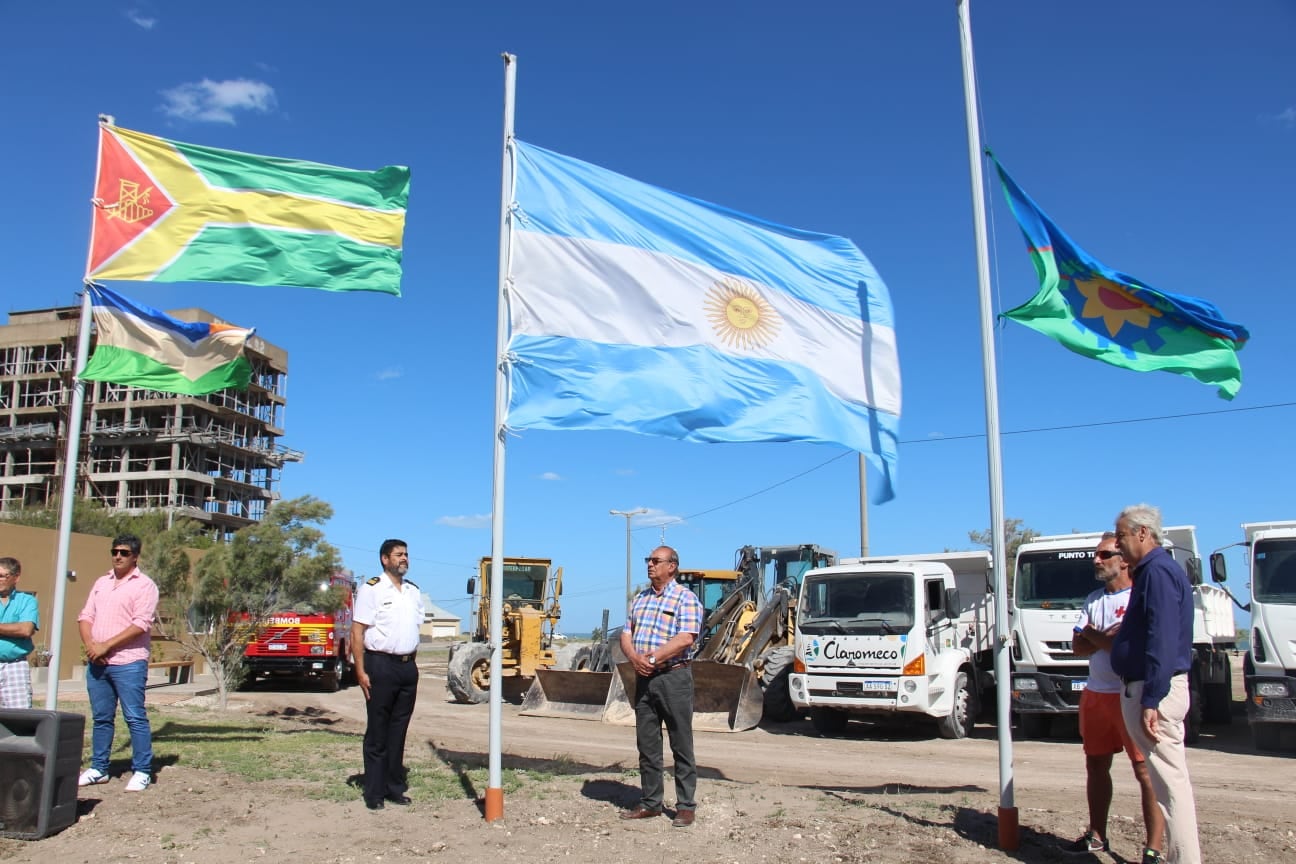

{"left": 610, "top": 508, "right": 648, "bottom": 606}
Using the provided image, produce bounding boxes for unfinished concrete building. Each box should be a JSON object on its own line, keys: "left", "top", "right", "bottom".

{"left": 0, "top": 302, "right": 300, "bottom": 538}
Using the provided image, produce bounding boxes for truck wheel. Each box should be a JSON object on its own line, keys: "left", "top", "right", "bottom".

{"left": 447, "top": 643, "right": 491, "bottom": 704}
{"left": 758, "top": 646, "right": 799, "bottom": 723}
{"left": 810, "top": 707, "right": 847, "bottom": 737}
{"left": 1016, "top": 712, "right": 1049, "bottom": 739}
{"left": 321, "top": 670, "right": 341, "bottom": 693}
{"left": 1204, "top": 681, "right": 1232, "bottom": 725}
{"left": 236, "top": 665, "right": 256, "bottom": 692}
{"left": 569, "top": 646, "right": 594, "bottom": 671}
{"left": 937, "top": 671, "right": 974, "bottom": 739}
{"left": 1252, "top": 723, "right": 1282, "bottom": 751}
{"left": 1185, "top": 671, "right": 1203, "bottom": 745}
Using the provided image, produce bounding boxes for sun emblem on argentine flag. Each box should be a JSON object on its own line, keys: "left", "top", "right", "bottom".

{"left": 704, "top": 277, "right": 782, "bottom": 350}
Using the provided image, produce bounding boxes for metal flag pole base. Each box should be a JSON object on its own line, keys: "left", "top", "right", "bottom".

{"left": 484, "top": 787, "right": 504, "bottom": 821}
{"left": 998, "top": 806, "right": 1019, "bottom": 850}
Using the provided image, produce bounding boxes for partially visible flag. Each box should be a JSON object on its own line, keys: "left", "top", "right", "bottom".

{"left": 80, "top": 284, "right": 254, "bottom": 396}
{"left": 507, "top": 141, "right": 901, "bottom": 501}
{"left": 991, "top": 155, "right": 1249, "bottom": 399}
{"left": 86, "top": 124, "right": 409, "bottom": 295}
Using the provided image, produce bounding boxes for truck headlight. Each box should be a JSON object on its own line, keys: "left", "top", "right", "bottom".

{"left": 1013, "top": 677, "right": 1039, "bottom": 691}
{"left": 1255, "top": 681, "right": 1290, "bottom": 697}
{"left": 903, "top": 680, "right": 917, "bottom": 693}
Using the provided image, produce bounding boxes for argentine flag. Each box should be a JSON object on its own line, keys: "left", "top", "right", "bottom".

{"left": 506, "top": 142, "right": 901, "bottom": 501}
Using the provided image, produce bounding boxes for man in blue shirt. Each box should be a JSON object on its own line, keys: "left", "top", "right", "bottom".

{"left": 0, "top": 557, "right": 39, "bottom": 709}
{"left": 1109, "top": 505, "right": 1200, "bottom": 864}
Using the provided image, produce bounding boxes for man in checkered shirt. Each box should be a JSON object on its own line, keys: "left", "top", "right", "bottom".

{"left": 0, "top": 557, "right": 38, "bottom": 708}
{"left": 618, "top": 545, "right": 704, "bottom": 828}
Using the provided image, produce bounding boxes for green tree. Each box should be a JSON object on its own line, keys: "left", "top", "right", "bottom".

{"left": 154, "top": 496, "right": 342, "bottom": 708}
{"left": 969, "top": 518, "right": 1039, "bottom": 599}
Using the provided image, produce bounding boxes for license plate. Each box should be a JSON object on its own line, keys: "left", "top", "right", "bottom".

{"left": 862, "top": 680, "right": 896, "bottom": 692}
{"left": 268, "top": 643, "right": 288, "bottom": 651}
{"left": 1071, "top": 680, "right": 1087, "bottom": 691}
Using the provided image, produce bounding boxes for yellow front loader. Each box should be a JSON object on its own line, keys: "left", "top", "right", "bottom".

{"left": 524, "top": 544, "right": 834, "bottom": 732}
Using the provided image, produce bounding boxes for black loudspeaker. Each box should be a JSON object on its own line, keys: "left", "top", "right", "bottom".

{"left": 0, "top": 709, "right": 85, "bottom": 840}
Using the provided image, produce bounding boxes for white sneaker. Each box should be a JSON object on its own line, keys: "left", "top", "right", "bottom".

{"left": 124, "top": 771, "right": 151, "bottom": 792}
{"left": 78, "top": 768, "right": 109, "bottom": 787}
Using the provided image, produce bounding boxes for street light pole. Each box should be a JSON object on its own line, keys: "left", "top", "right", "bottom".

{"left": 610, "top": 508, "right": 648, "bottom": 607}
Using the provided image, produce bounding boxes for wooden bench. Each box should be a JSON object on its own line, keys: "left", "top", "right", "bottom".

{"left": 148, "top": 658, "right": 195, "bottom": 684}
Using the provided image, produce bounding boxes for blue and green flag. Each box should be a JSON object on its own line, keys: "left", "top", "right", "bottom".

{"left": 992, "top": 155, "right": 1249, "bottom": 399}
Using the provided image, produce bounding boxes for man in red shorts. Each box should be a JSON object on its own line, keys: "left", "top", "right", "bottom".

{"left": 1063, "top": 532, "right": 1163, "bottom": 858}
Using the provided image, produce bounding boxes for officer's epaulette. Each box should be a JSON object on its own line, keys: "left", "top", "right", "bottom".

{"left": 405, "top": 580, "right": 419, "bottom": 590}
{"left": 366, "top": 576, "right": 381, "bottom": 586}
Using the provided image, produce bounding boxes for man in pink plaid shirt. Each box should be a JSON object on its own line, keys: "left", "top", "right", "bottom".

{"left": 77, "top": 534, "right": 159, "bottom": 793}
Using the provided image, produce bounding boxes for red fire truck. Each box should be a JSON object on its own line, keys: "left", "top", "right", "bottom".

{"left": 241, "top": 572, "right": 356, "bottom": 691}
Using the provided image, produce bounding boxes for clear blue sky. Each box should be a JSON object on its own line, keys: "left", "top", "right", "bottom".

{"left": 4, "top": 1, "right": 1292, "bottom": 635}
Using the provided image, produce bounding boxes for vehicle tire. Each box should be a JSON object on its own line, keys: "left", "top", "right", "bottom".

{"left": 1016, "top": 712, "right": 1050, "bottom": 739}
{"left": 1252, "top": 723, "right": 1282, "bottom": 751}
{"left": 236, "top": 666, "right": 256, "bottom": 692}
{"left": 1185, "top": 670, "right": 1203, "bottom": 745}
{"left": 447, "top": 642, "right": 491, "bottom": 704}
{"left": 758, "top": 646, "right": 799, "bottom": 723}
{"left": 569, "top": 646, "right": 594, "bottom": 672}
{"left": 321, "top": 670, "right": 341, "bottom": 693}
{"left": 937, "top": 670, "right": 974, "bottom": 739}
{"left": 1204, "top": 667, "right": 1232, "bottom": 725}
{"left": 810, "top": 707, "right": 847, "bottom": 737}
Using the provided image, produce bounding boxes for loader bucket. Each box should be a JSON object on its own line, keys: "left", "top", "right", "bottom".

{"left": 602, "top": 660, "right": 763, "bottom": 732}
{"left": 520, "top": 669, "right": 615, "bottom": 720}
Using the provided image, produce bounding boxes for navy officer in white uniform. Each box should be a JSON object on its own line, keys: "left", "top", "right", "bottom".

{"left": 351, "top": 538, "right": 425, "bottom": 810}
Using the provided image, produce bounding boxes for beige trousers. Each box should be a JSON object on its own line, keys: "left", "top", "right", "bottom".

{"left": 1120, "top": 676, "right": 1201, "bottom": 864}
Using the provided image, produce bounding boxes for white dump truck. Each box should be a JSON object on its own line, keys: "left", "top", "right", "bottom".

{"left": 1011, "top": 526, "right": 1235, "bottom": 741}
{"left": 1210, "top": 521, "right": 1296, "bottom": 751}
{"left": 787, "top": 551, "right": 995, "bottom": 739}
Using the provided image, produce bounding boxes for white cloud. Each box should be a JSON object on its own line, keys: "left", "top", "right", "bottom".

{"left": 436, "top": 514, "right": 490, "bottom": 529}
{"left": 1271, "top": 107, "right": 1296, "bottom": 128}
{"left": 376, "top": 367, "right": 402, "bottom": 381}
{"left": 126, "top": 9, "right": 156, "bottom": 29}
{"left": 159, "top": 78, "right": 276, "bottom": 125}
{"left": 539, "top": 471, "right": 563, "bottom": 481}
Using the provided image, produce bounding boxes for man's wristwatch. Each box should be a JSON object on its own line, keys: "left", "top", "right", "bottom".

{"left": 648, "top": 654, "right": 657, "bottom": 666}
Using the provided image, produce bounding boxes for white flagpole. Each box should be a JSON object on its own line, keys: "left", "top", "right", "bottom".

{"left": 485, "top": 51, "right": 518, "bottom": 823}
{"left": 956, "top": 0, "right": 1018, "bottom": 849}
{"left": 44, "top": 286, "right": 94, "bottom": 708}
{"left": 857, "top": 455, "right": 869, "bottom": 557}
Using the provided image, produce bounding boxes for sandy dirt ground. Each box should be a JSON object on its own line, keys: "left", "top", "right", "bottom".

{"left": 2, "top": 651, "right": 1292, "bottom": 863}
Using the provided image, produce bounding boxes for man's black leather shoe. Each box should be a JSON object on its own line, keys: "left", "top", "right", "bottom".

{"left": 364, "top": 797, "right": 385, "bottom": 810}
{"left": 385, "top": 795, "right": 413, "bottom": 805}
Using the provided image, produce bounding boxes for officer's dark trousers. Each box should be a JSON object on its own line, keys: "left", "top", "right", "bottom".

{"left": 632, "top": 665, "right": 697, "bottom": 812}
{"left": 363, "top": 651, "right": 419, "bottom": 802}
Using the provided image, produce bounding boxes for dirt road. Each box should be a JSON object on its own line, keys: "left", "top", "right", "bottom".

{"left": 3, "top": 651, "right": 1291, "bottom": 863}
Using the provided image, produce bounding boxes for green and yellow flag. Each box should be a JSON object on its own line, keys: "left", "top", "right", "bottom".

{"left": 86, "top": 124, "right": 409, "bottom": 295}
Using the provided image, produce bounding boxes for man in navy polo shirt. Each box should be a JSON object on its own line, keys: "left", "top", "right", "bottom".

{"left": 1109, "top": 504, "right": 1200, "bottom": 864}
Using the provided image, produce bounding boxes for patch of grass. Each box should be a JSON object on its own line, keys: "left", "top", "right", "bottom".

{"left": 91, "top": 707, "right": 550, "bottom": 804}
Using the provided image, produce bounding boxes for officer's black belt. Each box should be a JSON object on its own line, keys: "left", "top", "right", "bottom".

{"left": 367, "top": 650, "right": 416, "bottom": 662}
